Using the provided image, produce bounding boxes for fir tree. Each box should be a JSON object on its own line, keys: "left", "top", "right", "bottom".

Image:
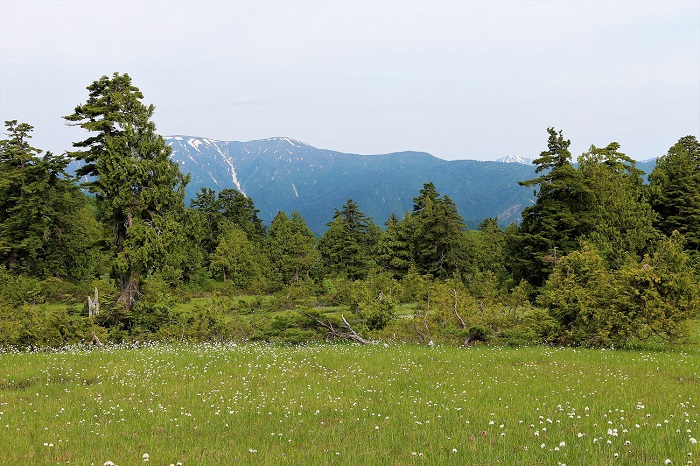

{"left": 64, "top": 73, "right": 189, "bottom": 308}
{"left": 649, "top": 135, "right": 700, "bottom": 251}
{"left": 0, "top": 120, "right": 101, "bottom": 279}
{"left": 578, "top": 142, "right": 657, "bottom": 267}
{"left": 319, "top": 199, "right": 376, "bottom": 279}
{"left": 266, "top": 210, "right": 319, "bottom": 286}
{"left": 514, "top": 128, "right": 594, "bottom": 286}
{"left": 411, "top": 183, "right": 466, "bottom": 278}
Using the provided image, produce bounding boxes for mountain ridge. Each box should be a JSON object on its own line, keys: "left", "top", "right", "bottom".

{"left": 165, "top": 135, "right": 540, "bottom": 234}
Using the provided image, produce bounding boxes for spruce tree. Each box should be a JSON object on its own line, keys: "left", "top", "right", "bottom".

{"left": 319, "top": 199, "right": 376, "bottom": 279}
{"left": 266, "top": 210, "right": 319, "bottom": 286}
{"left": 649, "top": 135, "right": 700, "bottom": 250}
{"left": 411, "top": 183, "right": 466, "bottom": 278}
{"left": 64, "top": 73, "right": 189, "bottom": 308}
{"left": 0, "top": 120, "right": 101, "bottom": 279}
{"left": 514, "top": 128, "right": 594, "bottom": 286}
{"left": 578, "top": 142, "right": 657, "bottom": 267}
{"left": 376, "top": 212, "right": 414, "bottom": 278}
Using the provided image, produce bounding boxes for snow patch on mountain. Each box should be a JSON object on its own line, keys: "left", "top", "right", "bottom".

{"left": 497, "top": 155, "right": 533, "bottom": 165}
{"left": 216, "top": 148, "right": 245, "bottom": 196}
{"left": 187, "top": 138, "right": 203, "bottom": 151}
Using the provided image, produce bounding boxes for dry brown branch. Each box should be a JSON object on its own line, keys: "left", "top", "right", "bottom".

{"left": 423, "top": 290, "right": 431, "bottom": 331}
{"left": 91, "top": 332, "right": 103, "bottom": 348}
{"left": 451, "top": 289, "right": 467, "bottom": 330}
{"left": 303, "top": 312, "right": 371, "bottom": 345}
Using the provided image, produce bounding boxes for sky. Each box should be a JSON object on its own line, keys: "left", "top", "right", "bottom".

{"left": 1, "top": 0, "right": 698, "bottom": 162}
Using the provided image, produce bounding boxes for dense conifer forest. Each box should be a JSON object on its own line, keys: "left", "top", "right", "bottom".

{"left": 1, "top": 73, "right": 698, "bottom": 348}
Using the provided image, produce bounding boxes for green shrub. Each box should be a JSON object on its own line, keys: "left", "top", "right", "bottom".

{"left": 497, "top": 327, "right": 537, "bottom": 346}
{"left": 357, "top": 296, "right": 397, "bottom": 332}
{"left": 467, "top": 325, "right": 494, "bottom": 343}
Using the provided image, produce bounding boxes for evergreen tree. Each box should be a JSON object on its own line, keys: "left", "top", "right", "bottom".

{"left": 64, "top": 73, "right": 189, "bottom": 308}
{"left": 475, "top": 218, "right": 506, "bottom": 275}
{"left": 540, "top": 234, "right": 699, "bottom": 347}
{"left": 266, "top": 210, "right": 319, "bottom": 286}
{"left": 0, "top": 120, "right": 101, "bottom": 279}
{"left": 190, "top": 187, "right": 219, "bottom": 256}
{"left": 0, "top": 120, "right": 47, "bottom": 272}
{"left": 538, "top": 243, "right": 617, "bottom": 346}
{"left": 411, "top": 183, "right": 466, "bottom": 278}
{"left": 461, "top": 218, "right": 507, "bottom": 291}
{"left": 376, "top": 212, "right": 414, "bottom": 278}
{"left": 616, "top": 231, "right": 699, "bottom": 342}
{"left": 191, "top": 187, "right": 265, "bottom": 253}
{"left": 578, "top": 142, "right": 657, "bottom": 267}
{"left": 412, "top": 182, "right": 441, "bottom": 214}
{"left": 319, "top": 199, "right": 376, "bottom": 279}
{"left": 649, "top": 135, "right": 700, "bottom": 251}
{"left": 217, "top": 188, "right": 266, "bottom": 240}
{"left": 209, "top": 222, "right": 262, "bottom": 288}
{"left": 514, "top": 128, "right": 594, "bottom": 286}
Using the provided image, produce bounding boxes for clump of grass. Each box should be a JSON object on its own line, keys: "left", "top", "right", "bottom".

{"left": 0, "top": 342, "right": 698, "bottom": 464}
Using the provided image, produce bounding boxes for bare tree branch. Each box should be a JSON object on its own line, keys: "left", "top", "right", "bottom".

{"left": 302, "top": 312, "right": 372, "bottom": 345}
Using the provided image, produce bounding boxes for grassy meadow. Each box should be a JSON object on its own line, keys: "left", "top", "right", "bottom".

{"left": 1, "top": 340, "right": 699, "bottom": 465}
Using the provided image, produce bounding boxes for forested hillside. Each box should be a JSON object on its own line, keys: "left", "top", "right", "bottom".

{"left": 1, "top": 73, "right": 698, "bottom": 349}
{"left": 163, "top": 135, "right": 540, "bottom": 234}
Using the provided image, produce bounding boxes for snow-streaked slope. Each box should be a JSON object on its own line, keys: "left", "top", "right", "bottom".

{"left": 496, "top": 155, "right": 534, "bottom": 165}
{"left": 165, "top": 135, "right": 541, "bottom": 234}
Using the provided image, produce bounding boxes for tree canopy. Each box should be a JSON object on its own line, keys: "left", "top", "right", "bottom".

{"left": 64, "top": 72, "right": 189, "bottom": 308}
{"left": 2, "top": 83, "right": 698, "bottom": 349}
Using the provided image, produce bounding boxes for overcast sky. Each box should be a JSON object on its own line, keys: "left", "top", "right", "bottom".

{"left": 1, "top": 0, "right": 698, "bottom": 161}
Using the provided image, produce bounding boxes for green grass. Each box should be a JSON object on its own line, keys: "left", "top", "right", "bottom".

{"left": 1, "top": 342, "right": 699, "bottom": 465}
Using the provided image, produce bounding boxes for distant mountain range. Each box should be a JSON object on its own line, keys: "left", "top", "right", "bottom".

{"left": 165, "top": 136, "right": 658, "bottom": 235}
{"left": 165, "top": 136, "right": 546, "bottom": 235}
{"left": 71, "top": 135, "right": 657, "bottom": 235}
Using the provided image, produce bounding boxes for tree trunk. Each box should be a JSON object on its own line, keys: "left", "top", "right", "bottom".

{"left": 117, "top": 271, "right": 139, "bottom": 310}
{"left": 88, "top": 287, "right": 100, "bottom": 317}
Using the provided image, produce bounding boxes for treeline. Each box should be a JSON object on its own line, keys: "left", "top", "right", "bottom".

{"left": 1, "top": 72, "right": 698, "bottom": 348}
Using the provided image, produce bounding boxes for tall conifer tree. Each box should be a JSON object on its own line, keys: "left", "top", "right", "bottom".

{"left": 411, "top": 183, "right": 466, "bottom": 278}
{"left": 0, "top": 120, "right": 100, "bottom": 278}
{"left": 266, "top": 210, "right": 319, "bottom": 286}
{"left": 319, "top": 199, "right": 376, "bottom": 279}
{"left": 65, "top": 73, "right": 189, "bottom": 307}
{"left": 578, "top": 142, "right": 656, "bottom": 267}
{"left": 513, "top": 128, "right": 594, "bottom": 286}
{"left": 649, "top": 135, "right": 700, "bottom": 251}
